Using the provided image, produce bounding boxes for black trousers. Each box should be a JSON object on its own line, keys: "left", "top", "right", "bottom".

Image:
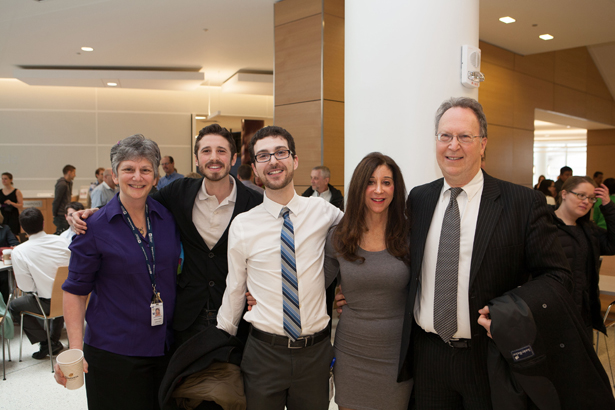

{"left": 241, "top": 330, "right": 334, "bottom": 410}
{"left": 412, "top": 325, "right": 492, "bottom": 410}
{"left": 53, "top": 216, "right": 68, "bottom": 235}
{"left": 84, "top": 343, "right": 169, "bottom": 410}
{"left": 8, "top": 294, "right": 63, "bottom": 344}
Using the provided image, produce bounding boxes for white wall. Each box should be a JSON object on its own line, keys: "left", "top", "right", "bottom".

{"left": 0, "top": 79, "right": 273, "bottom": 196}
{"left": 345, "top": 1, "right": 479, "bottom": 191}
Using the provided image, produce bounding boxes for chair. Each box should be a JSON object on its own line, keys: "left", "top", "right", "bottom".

{"left": 18, "top": 266, "right": 68, "bottom": 373}
{"left": 596, "top": 293, "right": 615, "bottom": 386}
{"left": 0, "top": 291, "right": 13, "bottom": 381}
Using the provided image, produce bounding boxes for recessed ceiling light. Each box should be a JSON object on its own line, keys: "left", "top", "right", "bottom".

{"left": 107, "top": 82, "right": 117, "bottom": 87}
{"left": 81, "top": 47, "right": 94, "bottom": 52}
{"left": 195, "top": 116, "right": 206, "bottom": 120}
{"left": 499, "top": 16, "right": 516, "bottom": 24}
{"left": 539, "top": 34, "right": 554, "bottom": 40}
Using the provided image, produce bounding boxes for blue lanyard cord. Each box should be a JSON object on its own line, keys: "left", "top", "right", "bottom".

{"left": 119, "top": 200, "right": 157, "bottom": 296}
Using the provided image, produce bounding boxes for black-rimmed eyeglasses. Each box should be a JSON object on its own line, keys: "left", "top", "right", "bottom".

{"left": 254, "top": 149, "right": 293, "bottom": 163}
{"left": 568, "top": 190, "right": 598, "bottom": 203}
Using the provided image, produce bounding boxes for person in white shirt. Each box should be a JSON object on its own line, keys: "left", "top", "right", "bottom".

{"left": 90, "top": 168, "right": 117, "bottom": 208}
{"left": 9, "top": 208, "right": 70, "bottom": 359}
{"left": 217, "top": 126, "right": 343, "bottom": 410}
{"left": 59, "top": 201, "right": 84, "bottom": 242}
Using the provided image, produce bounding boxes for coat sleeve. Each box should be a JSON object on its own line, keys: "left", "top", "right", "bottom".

{"left": 593, "top": 201, "right": 615, "bottom": 256}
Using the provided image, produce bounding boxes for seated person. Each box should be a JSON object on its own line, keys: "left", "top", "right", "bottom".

{"left": 59, "top": 201, "right": 85, "bottom": 243}
{"left": 0, "top": 212, "right": 19, "bottom": 304}
{"left": 8, "top": 208, "right": 70, "bottom": 359}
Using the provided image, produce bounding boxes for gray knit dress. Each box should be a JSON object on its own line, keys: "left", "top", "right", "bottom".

{"left": 325, "top": 231, "right": 411, "bottom": 410}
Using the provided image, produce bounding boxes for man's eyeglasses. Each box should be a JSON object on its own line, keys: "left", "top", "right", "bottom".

{"left": 436, "top": 133, "right": 481, "bottom": 144}
{"left": 568, "top": 190, "right": 598, "bottom": 203}
{"left": 254, "top": 149, "right": 293, "bottom": 163}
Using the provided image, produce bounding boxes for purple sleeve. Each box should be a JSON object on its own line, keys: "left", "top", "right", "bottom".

{"left": 63, "top": 231, "right": 101, "bottom": 295}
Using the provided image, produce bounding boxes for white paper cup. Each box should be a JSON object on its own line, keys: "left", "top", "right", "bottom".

{"left": 56, "top": 349, "right": 85, "bottom": 390}
{"left": 2, "top": 249, "right": 11, "bottom": 266}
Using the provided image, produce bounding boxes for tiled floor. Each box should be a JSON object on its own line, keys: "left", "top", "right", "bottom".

{"left": 0, "top": 322, "right": 340, "bottom": 410}
{"left": 2, "top": 319, "right": 614, "bottom": 410}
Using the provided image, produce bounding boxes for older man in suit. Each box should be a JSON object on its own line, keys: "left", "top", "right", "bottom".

{"left": 397, "top": 97, "right": 571, "bottom": 409}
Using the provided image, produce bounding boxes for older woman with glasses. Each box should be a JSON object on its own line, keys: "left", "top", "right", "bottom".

{"left": 551, "top": 176, "right": 615, "bottom": 340}
{"left": 54, "top": 135, "right": 180, "bottom": 410}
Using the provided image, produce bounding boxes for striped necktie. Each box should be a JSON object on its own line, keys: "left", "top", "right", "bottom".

{"left": 434, "top": 187, "right": 463, "bottom": 343}
{"left": 281, "top": 207, "right": 301, "bottom": 340}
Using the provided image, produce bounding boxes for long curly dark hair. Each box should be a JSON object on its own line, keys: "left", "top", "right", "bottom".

{"left": 333, "top": 152, "right": 409, "bottom": 264}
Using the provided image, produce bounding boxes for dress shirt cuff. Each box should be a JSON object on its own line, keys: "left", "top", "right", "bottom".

{"left": 216, "top": 318, "right": 238, "bottom": 336}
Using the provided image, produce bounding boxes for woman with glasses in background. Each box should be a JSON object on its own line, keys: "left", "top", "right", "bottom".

{"left": 551, "top": 176, "right": 615, "bottom": 340}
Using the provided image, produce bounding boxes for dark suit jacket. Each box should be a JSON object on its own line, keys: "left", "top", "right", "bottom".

{"left": 152, "top": 175, "right": 263, "bottom": 332}
{"left": 398, "top": 171, "right": 572, "bottom": 382}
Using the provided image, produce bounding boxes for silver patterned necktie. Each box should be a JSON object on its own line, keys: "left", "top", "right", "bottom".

{"left": 434, "top": 187, "right": 463, "bottom": 343}
{"left": 280, "top": 207, "right": 301, "bottom": 341}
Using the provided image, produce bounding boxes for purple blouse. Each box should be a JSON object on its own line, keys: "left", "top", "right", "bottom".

{"left": 63, "top": 195, "right": 180, "bottom": 357}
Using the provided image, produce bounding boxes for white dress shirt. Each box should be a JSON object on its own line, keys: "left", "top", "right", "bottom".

{"left": 60, "top": 226, "right": 76, "bottom": 242}
{"left": 12, "top": 231, "right": 71, "bottom": 299}
{"left": 192, "top": 177, "right": 237, "bottom": 249}
{"left": 217, "top": 192, "right": 343, "bottom": 336}
{"left": 414, "top": 170, "right": 484, "bottom": 339}
{"left": 311, "top": 188, "right": 332, "bottom": 203}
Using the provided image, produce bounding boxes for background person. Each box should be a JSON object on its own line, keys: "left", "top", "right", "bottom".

{"left": 52, "top": 165, "right": 76, "bottom": 234}
{"left": 90, "top": 168, "right": 117, "bottom": 208}
{"left": 534, "top": 174, "right": 545, "bottom": 190}
{"left": 1, "top": 172, "right": 24, "bottom": 235}
{"left": 554, "top": 166, "right": 573, "bottom": 195}
{"left": 538, "top": 178, "right": 557, "bottom": 205}
{"left": 552, "top": 176, "right": 615, "bottom": 339}
{"left": 0, "top": 212, "right": 19, "bottom": 305}
{"left": 237, "top": 164, "right": 264, "bottom": 194}
{"left": 302, "top": 166, "right": 344, "bottom": 211}
{"left": 594, "top": 171, "right": 604, "bottom": 187}
{"left": 59, "top": 201, "right": 85, "bottom": 242}
{"left": 157, "top": 156, "right": 184, "bottom": 189}
{"left": 324, "top": 152, "right": 411, "bottom": 410}
{"left": 87, "top": 167, "right": 105, "bottom": 208}
{"left": 55, "top": 135, "right": 180, "bottom": 410}
{"left": 8, "top": 208, "right": 70, "bottom": 359}
{"left": 594, "top": 177, "right": 615, "bottom": 229}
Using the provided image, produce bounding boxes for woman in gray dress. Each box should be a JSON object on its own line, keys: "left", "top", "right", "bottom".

{"left": 325, "top": 152, "right": 411, "bottom": 410}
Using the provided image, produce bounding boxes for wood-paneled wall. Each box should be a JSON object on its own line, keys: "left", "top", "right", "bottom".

{"left": 588, "top": 129, "right": 615, "bottom": 179}
{"left": 478, "top": 42, "right": 615, "bottom": 187}
{"left": 274, "top": 0, "right": 344, "bottom": 195}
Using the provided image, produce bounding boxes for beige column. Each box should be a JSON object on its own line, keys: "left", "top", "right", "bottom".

{"left": 274, "top": 0, "right": 344, "bottom": 194}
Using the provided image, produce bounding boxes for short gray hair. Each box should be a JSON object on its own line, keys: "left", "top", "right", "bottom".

{"left": 435, "top": 97, "right": 488, "bottom": 139}
{"left": 312, "top": 166, "right": 331, "bottom": 179}
{"left": 110, "top": 134, "right": 161, "bottom": 178}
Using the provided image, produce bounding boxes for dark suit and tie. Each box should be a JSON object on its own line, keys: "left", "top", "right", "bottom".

{"left": 397, "top": 98, "right": 572, "bottom": 409}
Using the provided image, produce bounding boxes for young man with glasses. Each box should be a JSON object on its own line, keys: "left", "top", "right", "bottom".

{"left": 217, "top": 126, "right": 343, "bottom": 410}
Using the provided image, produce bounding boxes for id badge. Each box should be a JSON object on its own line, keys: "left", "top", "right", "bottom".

{"left": 151, "top": 302, "right": 164, "bottom": 326}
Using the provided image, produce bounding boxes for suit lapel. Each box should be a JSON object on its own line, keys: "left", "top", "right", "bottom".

{"left": 184, "top": 178, "right": 212, "bottom": 251}
{"left": 469, "top": 171, "right": 502, "bottom": 288}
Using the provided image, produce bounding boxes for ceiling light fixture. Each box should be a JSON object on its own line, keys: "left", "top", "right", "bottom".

{"left": 107, "top": 82, "right": 117, "bottom": 87}
{"left": 539, "top": 34, "right": 554, "bottom": 40}
{"left": 81, "top": 47, "right": 94, "bottom": 52}
{"left": 195, "top": 116, "right": 206, "bottom": 120}
{"left": 499, "top": 16, "right": 516, "bottom": 24}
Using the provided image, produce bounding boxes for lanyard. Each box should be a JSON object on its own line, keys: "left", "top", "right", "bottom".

{"left": 119, "top": 200, "right": 158, "bottom": 299}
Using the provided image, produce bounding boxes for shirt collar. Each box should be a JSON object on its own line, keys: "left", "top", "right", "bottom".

{"left": 263, "top": 191, "right": 302, "bottom": 219}
{"left": 441, "top": 169, "right": 484, "bottom": 203}
{"left": 104, "top": 194, "right": 164, "bottom": 222}
{"left": 26, "top": 231, "right": 47, "bottom": 241}
{"left": 197, "top": 176, "right": 237, "bottom": 205}
{"left": 101, "top": 181, "right": 110, "bottom": 190}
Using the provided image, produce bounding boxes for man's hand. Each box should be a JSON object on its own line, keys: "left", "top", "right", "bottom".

{"left": 596, "top": 183, "right": 611, "bottom": 205}
{"left": 477, "top": 306, "right": 492, "bottom": 339}
{"left": 246, "top": 292, "right": 256, "bottom": 311}
{"left": 334, "top": 285, "right": 346, "bottom": 315}
{"left": 54, "top": 355, "right": 89, "bottom": 387}
{"left": 72, "top": 208, "right": 99, "bottom": 235}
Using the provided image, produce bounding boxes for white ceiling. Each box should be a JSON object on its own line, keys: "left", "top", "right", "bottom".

{"left": 0, "top": 0, "right": 614, "bottom": 96}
